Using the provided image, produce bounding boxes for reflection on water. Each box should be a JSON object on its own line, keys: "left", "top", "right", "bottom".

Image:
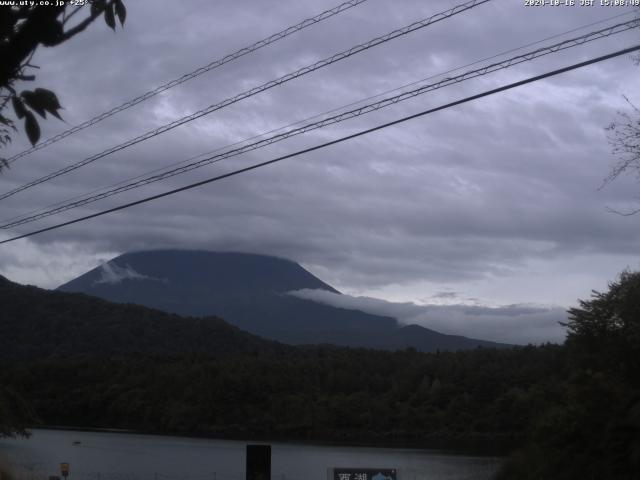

{"left": 1, "top": 429, "right": 501, "bottom": 480}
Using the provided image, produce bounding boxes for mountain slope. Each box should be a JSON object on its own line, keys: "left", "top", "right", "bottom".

{"left": 58, "top": 250, "right": 508, "bottom": 351}
{"left": 0, "top": 275, "right": 283, "bottom": 362}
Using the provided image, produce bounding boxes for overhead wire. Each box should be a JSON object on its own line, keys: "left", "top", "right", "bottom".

{"left": 4, "top": 8, "right": 633, "bottom": 227}
{"left": 0, "top": 0, "right": 492, "bottom": 201}
{"left": 2, "top": 17, "right": 638, "bottom": 229}
{"left": 3, "top": 0, "right": 371, "bottom": 165}
{"left": 1, "top": 43, "right": 638, "bottom": 245}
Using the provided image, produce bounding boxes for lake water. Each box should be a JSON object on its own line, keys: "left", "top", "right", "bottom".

{"left": 0, "top": 429, "right": 501, "bottom": 480}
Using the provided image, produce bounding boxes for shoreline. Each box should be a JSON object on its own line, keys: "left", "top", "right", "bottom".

{"left": 31, "top": 425, "right": 515, "bottom": 456}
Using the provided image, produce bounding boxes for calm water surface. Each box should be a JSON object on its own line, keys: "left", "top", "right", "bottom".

{"left": 0, "top": 429, "right": 501, "bottom": 480}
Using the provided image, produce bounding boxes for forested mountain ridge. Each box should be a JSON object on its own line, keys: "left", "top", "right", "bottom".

{"left": 3, "top": 270, "right": 640, "bottom": 478}
{"left": 57, "top": 250, "right": 509, "bottom": 352}
{"left": 1, "top": 270, "right": 556, "bottom": 449}
{"left": 2, "top": 342, "right": 567, "bottom": 447}
{"left": 0, "top": 275, "right": 286, "bottom": 361}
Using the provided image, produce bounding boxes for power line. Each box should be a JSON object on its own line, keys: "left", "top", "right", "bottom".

{"left": 4, "top": 17, "right": 636, "bottom": 227}
{"left": 8, "top": 9, "right": 635, "bottom": 230}
{"left": 5, "top": 9, "right": 632, "bottom": 228}
{"left": 1, "top": 43, "right": 638, "bottom": 246}
{"left": 3, "top": 0, "right": 370, "bottom": 165}
{"left": 0, "top": 0, "right": 492, "bottom": 202}
{"left": 3, "top": 18, "right": 638, "bottom": 229}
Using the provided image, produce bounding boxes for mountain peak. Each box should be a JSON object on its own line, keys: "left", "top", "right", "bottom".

{"left": 58, "top": 249, "right": 508, "bottom": 352}
{"left": 60, "top": 250, "right": 339, "bottom": 294}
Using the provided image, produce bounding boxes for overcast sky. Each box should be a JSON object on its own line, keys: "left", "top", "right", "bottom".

{"left": 1, "top": 0, "right": 639, "bottom": 343}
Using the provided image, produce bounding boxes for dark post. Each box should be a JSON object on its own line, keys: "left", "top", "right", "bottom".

{"left": 246, "top": 444, "right": 271, "bottom": 480}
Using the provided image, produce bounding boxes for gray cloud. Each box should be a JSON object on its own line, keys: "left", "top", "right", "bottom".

{"left": 0, "top": 234, "right": 117, "bottom": 288}
{"left": 0, "top": 0, "right": 638, "bottom": 314}
{"left": 289, "top": 288, "right": 567, "bottom": 345}
{"left": 431, "top": 291, "right": 460, "bottom": 300}
{"left": 94, "top": 261, "right": 166, "bottom": 285}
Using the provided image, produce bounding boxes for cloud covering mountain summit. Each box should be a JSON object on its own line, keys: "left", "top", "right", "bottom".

{"left": 94, "top": 261, "right": 167, "bottom": 285}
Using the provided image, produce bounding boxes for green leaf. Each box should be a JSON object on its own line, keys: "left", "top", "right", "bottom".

{"left": 33, "top": 88, "right": 61, "bottom": 110}
{"left": 34, "top": 88, "right": 63, "bottom": 120}
{"left": 24, "top": 111, "right": 41, "bottom": 146}
{"left": 20, "top": 89, "right": 63, "bottom": 121}
{"left": 40, "top": 20, "right": 64, "bottom": 46}
{"left": 12, "top": 96, "right": 26, "bottom": 119}
{"left": 91, "top": 0, "right": 106, "bottom": 17}
{"left": 104, "top": 3, "right": 116, "bottom": 30}
{"left": 21, "top": 90, "right": 47, "bottom": 118}
{"left": 114, "top": 0, "right": 126, "bottom": 26}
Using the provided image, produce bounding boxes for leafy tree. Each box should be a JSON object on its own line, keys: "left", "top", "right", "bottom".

{"left": 0, "top": 0, "right": 126, "bottom": 153}
{"left": 604, "top": 98, "right": 640, "bottom": 215}
{"left": 600, "top": 9, "right": 640, "bottom": 214}
{"left": 565, "top": 270, "right": 640, "bottom": 379}
{"left": 498, "top": 271, "right": 640, "bottom": 479}
{"left": 0, "top": 387, "right": 35, "bottom": 438}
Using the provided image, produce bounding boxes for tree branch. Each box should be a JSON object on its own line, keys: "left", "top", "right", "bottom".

{"left": 57, "top": 4, "right": 108, "bottom": 44}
